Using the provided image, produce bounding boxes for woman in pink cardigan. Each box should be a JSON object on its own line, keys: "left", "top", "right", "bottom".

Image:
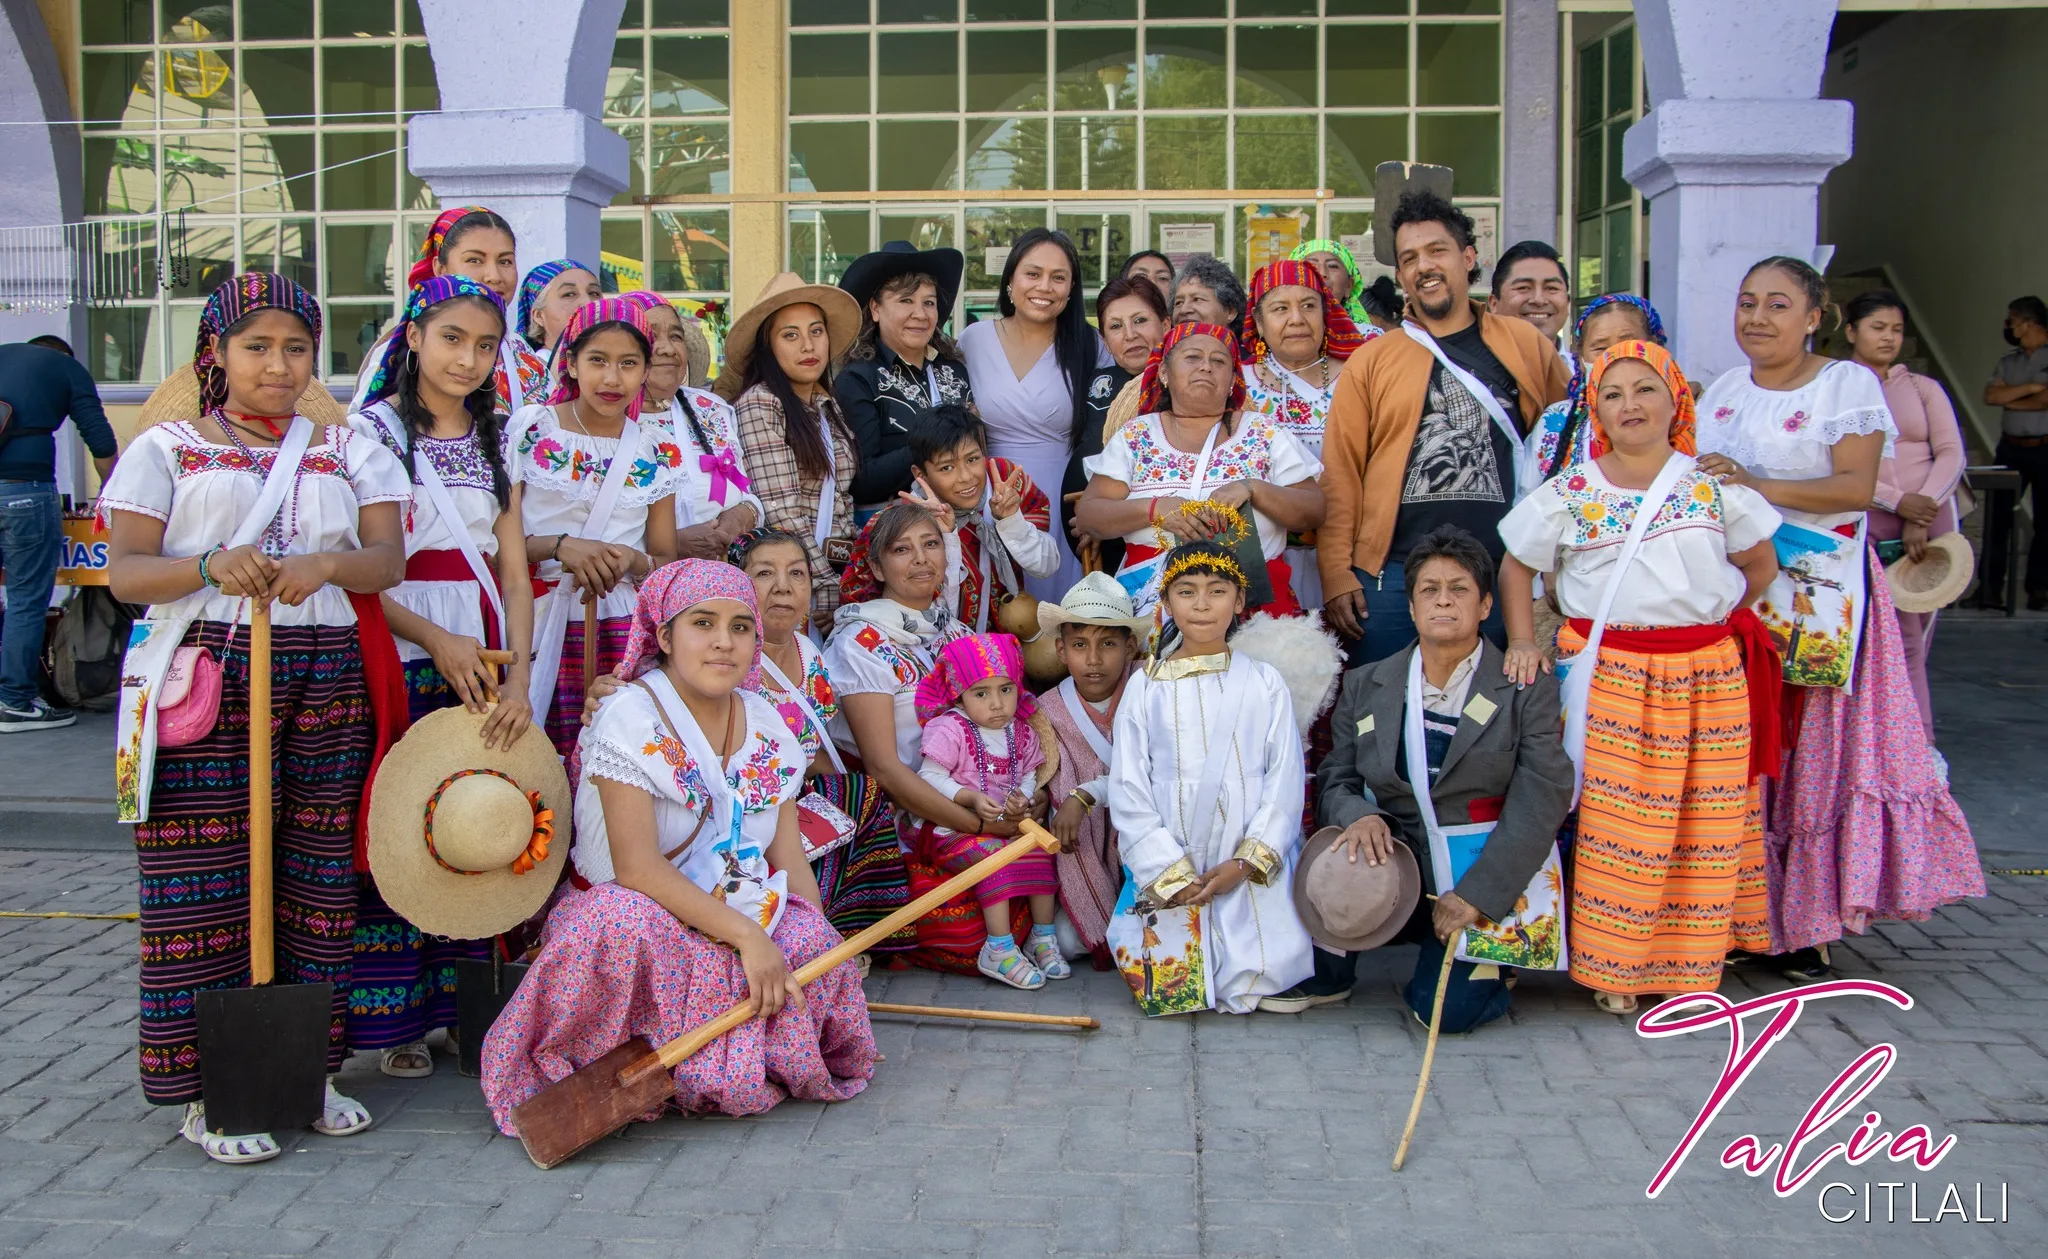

{"left": 1845, "top": 290, "right": 1966, "bottom": 745}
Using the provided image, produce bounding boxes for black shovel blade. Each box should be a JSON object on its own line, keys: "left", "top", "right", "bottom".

{"left": 452, "top": 959, "right": 529, "bottom": 1078}
{"left": 197, "top": 981, "right": 334, "bottom": 1136}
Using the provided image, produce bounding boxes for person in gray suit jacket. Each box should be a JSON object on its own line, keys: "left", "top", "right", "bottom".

{"left": 1264, "top": 525, "right": 1573, "bottom": 1029}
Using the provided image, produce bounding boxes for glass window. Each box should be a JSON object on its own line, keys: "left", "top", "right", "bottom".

{"left": 321, "top": 130, "right": 399, "bottom": 211}
{"left": 1604, "top": 206, "right": 1632, "bottom": 300}
{"left": 242, "top": 46, "right": 315, "bottom": 124}
{"left": 1143, "top": 115, "right": 1225, "bottom": 191}
{"left": 404, "top": 0, "right": 426, "bottom": 37}
{"left": 323, "top": 222, "right": 395, "bottom": 297}
{"left": 650, "top": 34, "right": 729, "bottom": 113}
{"left": 161, "top": 127, "right": 237, "bottom": 214}
{"left": 1057, "top": 0, "right": 1134, "bottom": 17}
{"left": 322, "top": 1, "right": 397, "bottom": 39}
{"left": 1419, "top": 0, "right": 1501, "bottom": 13}
{"left": 1325, "top": 114, "right": 1405, "bottom": 198}
{"left": 1236, "top": 26, "right": 1318, "bottom": 110}
{"left": 610, "top": 123, "right": 646, "bottom": 205}
{"left": 243, "top": 218, "right": 320, "bottom": 291}
{"left": 245, "top": 131, "right": 316, "bottom": 213}
{"left": 1417, "top": 24, "right": 1499, "bottom": 108}
{"left": 790, "top": 33, "right": 870, "bottom": 115}
{"left": 328, "top": 304, "right": 395, "bottom": 377}
{"left": 651, "top": 208, "right": 731, "bottom": 292}
{"left": 1606, "top": 30, "right": 1634, "bottom": 119}
{"left": 967, "top": 1, "right": 1045, "bottom": 18}
{"left": 1239, "top": 0, "right": 1315, "bottom": 16}
{"left": 1053, "top": 116, "right": 1135, "bottom": 190}
{"left": 1144, "top": 28, "right": 1226, "bottom": 111}
{"left": 1575, "top": 121, "right": 1603, "bottom": 211}
{"left": 790, "top": 121, "right": 871, "bottom": 192}
{"left": 84, "top": 137, "right": 152, "bottom": 216}
{"left": 650, "top": 122, "right": 729, "bottom": 196}
{"left": 881, "top": 1, "right": 960, "bottom": 22}
{"left": 1576, "top": 40, "right": 1605, "bottom": 131}
{"left": 1604, "top": 117, "right": 1630, "bottom": 205}
{"left": 1148, "top": 0, "right": 1224, "bottom": 16}
{"left": 1326, "top": 25, "right": 1407, "bottom": 109}
{"left": 652, "top": 0, "right": 728, "bottom": 26}
{"left": 1056, "top": 210, "right": 1133, "bottom": 291}
{"left": 879, "top": 213, "right": 955, "bottom": 251}
{"left": 602, "top": 217, "right": 646, "bottom": 291}
{"left": 965, "top": 118, "right": 1047, "bottom": 191}
{"left": 322, "top": 45, "right": 398, "bottom": 121}
{"left": 608, "top": 37, "right": 645, "bottom": 118}
{"left": 84, "top": 0, "right": 154, "bottom": 45}
{"left": 790, "top": 0, "right": 858, "bottom": 25}
{"left": 1055, "top": 30, "right": 1137, "bottom": 112}
{"left": 82, "top": 51, "right": 151, "bottom": 128}
{"left": 242, "top": 4, "right": 315, "bottom": 39}
{"left": 1235, "top": 114, "right": 1315, "bottom": 191}
{"left": 967, "top": 28, "right": 1047, "bottom": 113}
{"left": 1575, "top": 213, "right": 1603, "bottom": 295}
{"left": 878, "top": 120, "right": 960, "bottom": 191}
{"left": 1415, "top": 112, "right": 1497, "bottom": 196}
{"left": 788, "top": 210, "right": 871, "bottom": 285}
{"left": 86, "top": 307, "right": 153, "bottom": 384}
{"left": 401, "top": 44, "right": 438, "bottom": 116}
{"left": 878, "top": 31, "right": 957, "bottom": 113}
{"left": 964, "top": 206, "right": 1050, "bottom": 288}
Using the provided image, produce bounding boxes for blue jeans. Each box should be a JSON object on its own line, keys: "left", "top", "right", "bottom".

{"left": 0, "top": 481, "right": 60, "bottom": 709}
{"left": 1308, "top": 904, "right": 1515, "bottom": 1034}
{"left": 1345, "top": 560, "right": 1507, "bottom": 669}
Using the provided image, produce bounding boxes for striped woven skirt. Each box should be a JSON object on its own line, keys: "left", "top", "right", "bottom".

{"left": 545, "top": 615, "right": 632, "bottom": 758}
{"left": 344, "top": 660, "right": 495, "bottom": 1052}
{"left": 136, "top": 620, "right": 370, "bottom": 1106}
{"left": 806, "top": 771, "right": 913, "bottom": 948}
{"left": 1560, "top": 625, "right": 1769, "bottom": 996}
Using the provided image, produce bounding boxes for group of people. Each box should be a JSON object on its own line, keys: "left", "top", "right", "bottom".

{"left": 100, "top": 194, "right": 1986, "bottom": 1165}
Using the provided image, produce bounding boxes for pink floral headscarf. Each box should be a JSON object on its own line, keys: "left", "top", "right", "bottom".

{"left": 616, "top": 559, "right": 762, "bottom": 686}
{"left": 544, "top": 298, "right": 653, "bottom": 420}
{"left": 913, "top": 633, "right": 1034, "bottom": 724}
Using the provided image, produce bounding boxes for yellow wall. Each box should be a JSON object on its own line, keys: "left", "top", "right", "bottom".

{"left": 727, "top": 1, "right": 785, "bottom": 308}
{"left": 35, "top": 0, "right": 77, "bottom": 118}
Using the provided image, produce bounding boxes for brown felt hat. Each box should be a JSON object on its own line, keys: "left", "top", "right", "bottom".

{"left": 1291, "top": 826, "right": 1421, "bottom": 952}
{"left": 1885, "top": 532, "right": 1973, "bottom": 615}
{"left": 366, "top": 706, "right": 571, "bottom": 941}
{"left": 712, "top": 272, "right": 860, "bottom": 402}
{"left": 135, "top": 361, "right": 346, "bottom": 431}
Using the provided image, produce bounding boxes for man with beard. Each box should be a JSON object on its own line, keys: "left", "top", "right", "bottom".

{"left": 1318, "top": 191, "right": 1570, "bottom": 665}
{"left": 1488, "top": 241, "right": 1574, "bottom": 370}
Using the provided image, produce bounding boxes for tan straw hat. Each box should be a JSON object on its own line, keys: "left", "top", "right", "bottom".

{"left": 1886, "top": 532, "right": 1974, "bottom": 615}
{"left": 366, "top": 707, "right": 571, "bottom": 940}
{"left": 135, "top": 361, "right": 346, "bottom": 431}
{"left": 1291, "top": 826, "right": 1421, "bottom": 952}
{"left": 1037, "top": 571, "right": 1153, "bottom": 638}
{"left": 712, "top": 271, "right": 861, "bottom": 402}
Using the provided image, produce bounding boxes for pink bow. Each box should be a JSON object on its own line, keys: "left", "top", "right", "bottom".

{"left": 700, "top": 448, "right": 751, "bottom": 506}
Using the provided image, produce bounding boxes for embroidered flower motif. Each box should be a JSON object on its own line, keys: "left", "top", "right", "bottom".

{"left": 1691, "top": 481, "right": 1716, "bottom": 505}
{"left": 1566, "top": 474, "right": 1588, "bottom": 492}
{"left": 1580, "top": 501, "right": 1607, "bottom": 523}
{"left": 642, "top": 731, "right": 710, "bottom": 811}
{"left": 530, "top": 436, "right": 569, "bottom": 472}
{"left": 1714, "top": 406, "right": 1734, "bottom": 420}
{"left": 1782, "top": 413, "right": 1805, "bottom": 433}
{"left": 732, "top": 738, "right": 798, "bottom": 812}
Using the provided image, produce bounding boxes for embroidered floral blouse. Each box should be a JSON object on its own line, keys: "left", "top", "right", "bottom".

{"left": 1240, "top": 361, "right": 1339, "bottom": 458}
{"left": 1083, "top": 412, "right": 1322, "bottom": 563}
{"left": 747, "top": 633, "right": 838, "bottom": 761}
{"left": 1696, "top": 359, "right": 1897, "bottom": 533}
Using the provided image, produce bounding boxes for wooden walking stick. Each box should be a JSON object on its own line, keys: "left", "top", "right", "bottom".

{"left": 865, "top": 1003, "right": 1098, "bottom": 1030}
{"left": 511, "top": 820, "right": 1065, "bottom": 1169}
{"left": 582, "top": 588, "right": 600, "bottom": 693}
{"left": 1391, "top": 943, "right": 1460, "bottom": 1172}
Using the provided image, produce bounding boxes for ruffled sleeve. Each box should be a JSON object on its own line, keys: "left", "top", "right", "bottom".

{"left": 581, "top": 689, "right": 663, "bottom": 794}
{"left": 1082, "top": 418, "right": 1140, "bottom": 484}
{"left": 1814, "top": 360, "right": 1899, "bottom": 450}
{"left": 1718, "top": 481, "right": 1783, "bottom": 555}
{"left": 1496, "top": 477, "right": 1572, "bottom": 574}
{"left": 501, "top": 404, "right": 550, "bottom": 488}
{"left": 95, "top": 425, "right": 177, "bottom": 524}
{"left": 343, "top": 425, "right": 414, "bottom": 508}
{"left": 822, "top": 622, "right": 908, "bottom": 698}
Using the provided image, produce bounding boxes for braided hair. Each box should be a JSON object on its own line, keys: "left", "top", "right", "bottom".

{"left": 371, "top": 292, "right": 513, "bottom": 509}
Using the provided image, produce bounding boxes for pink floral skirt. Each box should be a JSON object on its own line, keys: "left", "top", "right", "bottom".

{"left": 481, "top": 884, "right": 877, "bottom": 1134}
{"left": 1766, "top": 551, "right": 1985, "bottom": 951}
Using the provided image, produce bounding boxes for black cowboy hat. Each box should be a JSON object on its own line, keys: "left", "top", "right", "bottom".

{"left": 838, "top": 241, "right": 966, "bottom": 313}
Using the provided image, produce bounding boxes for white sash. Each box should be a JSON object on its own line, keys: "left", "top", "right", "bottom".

{"left": 1400, "top": 649, "right": 1455, "bottom": 840}
{"left": 526, "top": 417, "right": 643, "bottom": 718}
{"left": 813, "top": 408, "right": 836, "bottom": 550}
{"left": 755, "top": 640, "right": 846, "bottom": 774}
{"left": 368, "top": 403, "right": 505, "bottom": 633}
{"left": 1056, "top": 677, "right": 1114, "bottom": 770}
{"left": 117, "top": 417, "right": 316, "bottom": 823}
{"left": 1402, "top": 322, "right": 1525, "bottom": 499}
{"left": 1555, "top": 453, "right": 1693, "bottom": 806}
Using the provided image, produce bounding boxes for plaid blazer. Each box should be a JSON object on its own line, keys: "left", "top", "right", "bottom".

{"left": 733, "top": 382, "right": 858, "bottom": 625}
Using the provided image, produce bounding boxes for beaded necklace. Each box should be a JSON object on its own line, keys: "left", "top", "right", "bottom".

{"left": 209, "top": 408, "right": 303, "bottom": 557}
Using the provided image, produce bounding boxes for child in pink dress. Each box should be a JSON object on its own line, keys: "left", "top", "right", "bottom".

{"left": 912, "top": 633, "right": 1064, "bottom": 989}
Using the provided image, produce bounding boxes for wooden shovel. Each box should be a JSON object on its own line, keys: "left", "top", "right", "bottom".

{"left": 196, "top": 599, "right": 334, "bottom": 1137}
{"left": 511, "top": 820, "right": 1063, "bottom": 1169}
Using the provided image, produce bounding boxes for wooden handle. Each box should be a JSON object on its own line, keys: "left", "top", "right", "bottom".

{"left": 248, "top": 599, "right": 274, "bottom": 987}
{"left": 866, "top": 1002, "right": 1098, "bottom": 1029}
{"left": 1391, "top": 942, "right": 1459, "bottom": 1171}
{"left": 582, "top": 593, "right": 599, "bottom": 690}
{"left": 648, "top": 821, "right": 1061, "bottom": 1071}
{"left": 478, "top": 650, "right": 517, "bottom": 667}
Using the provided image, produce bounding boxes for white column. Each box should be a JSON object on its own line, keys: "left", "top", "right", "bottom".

{"left": 1501, "top": 0, "right": 1561, "bottom": 249}
{"left": 1622, "top": 0, "right": 1852, "bottom": 382}
{"left": 408, "top": 0, "right": 632, "bottom": 274}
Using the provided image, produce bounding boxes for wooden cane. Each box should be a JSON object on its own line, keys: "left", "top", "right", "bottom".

{"left": 248, "top": 599, "right": 274, "bottom": 985}
{"left": 582, "top": 589, "right": 599, "bottom": 693}
{"left": 1391, "top": 942, "right": 1459, "bottom": 1172}
{"left": 865, "top": 1003, "right": 1099, "bottom": 1030}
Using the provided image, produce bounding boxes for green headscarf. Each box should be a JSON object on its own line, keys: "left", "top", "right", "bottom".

{"left": 1289, "top": 238, "right": 1370, "bottom": 329}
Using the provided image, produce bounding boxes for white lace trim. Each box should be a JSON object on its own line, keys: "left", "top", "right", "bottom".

{"left": 582, "top": 739, "right": 656, "bottom": 794}
{"left": 1814, "top": 405, "right": 1899, "bottom": 457}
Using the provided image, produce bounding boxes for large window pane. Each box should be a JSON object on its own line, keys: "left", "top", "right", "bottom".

{"left": 329, "top": 304, "right": 395, "bottom": 377}
{"left": 1604, "top": 118, "right": 1630, "bottom": 205}
{"left": 1147, "top": 0, "right": 1224, "bottom": 15}
{"left": 161, "top": 127, "right": 236, "bottom": 214}
{"left": 1575, "top": 126, "right": 1602, "bottom": 212}
{"left": 85, "top": 136, "right": 157, "bottom": 215}
{"left": 322, "top": 131, "right": 400, "bottom": 210}
{"left": 402, "top": 44, "right": 438, "bottom": 116}
{"left": 324, "top": 222, "right": 395, "bottom": 296}
{"left": 1606, "top": 31, "right": 1634, "bottom": 120}
{"left": 878, "top": 120, "right": 959, "bottom": 191}
{"left": 1054, "top": 116, "right": 1135, "bottom": 190}
{"left": 242, "top": 46, "right": 314, "bottom": 124}
{"left": 1056, "top": 0, "right": 1133, "bottom": 17}
{"left": 790, "top": 0, "right": 856, "bottom": 25}
{"left": 1236, "top": 26, "right": 1317, "bottom": 109}
{"left": 652, "top": 0, "right": 727, "bottom": 26}
{"left": 878, "top": 214, "right": 954, "bottom": 251}
{"left": 788, "top": 210, "right": 870, "bottom": 285}
{"left": 161, "top": 3, "right": 227, "bottom": 42}
{"left": 602, "top": 217, "right": 646, "bottom": 291}
{"left": 1326, "top": 25, "right": 1406, "bottom": 108}
{"left": 1055, "top": 211, "right": 1132, "bottom": 292}
{"left": 650, "top": 122, "right": 729, "bottom": 195}
{"left": 243, "top": 131, "right": 315, "bottom": 212}
{"left": 967, "top": 1, "right": 1044, "bottom": 17}
{"left": 321, "top": 0, "right": 396, "bottom": 39}
{"left": 1575, "top": 213, "right": 1603, "bottom": 295}
{"left": 1415, "top": 112, "right": 1497, "bottom": 196}
{"left": 964, "top": 206, "right": 1049, "bottom": 288}
{"left": 610, "top": 122, "right": 646, "bottom": 204}
{"left": 84, "top": 0, "right": 154, "bottom": 45}
{"left": 878, "top": 32, "right": 957, "bottom": 113}
{"left": 790, "top": 33, "right": 869, "bottom": 115}
{"left": 1576, "top": 39, "right": 1605, "bottom": 130}
{"left": 82, "top": 51, "right": 150, "bottom": 128}
{"left": 1144, "top": 28, "right": 1226, "bottom": 110}
{"left": 965, "top": 118, "right": 1046, "bottom": 191}
{"left": 1419, "top": 0, "right": 1500, "bottom": 13}
{"left": 790, "top": 121, "right": 870, "bottom": 192}
{"left": 404, "top": 0, "right": 426, "bottom": 36}
{"left": 241, "top": 3, "right": 314, "bottom": 38}
{"left": 1325, "top": 114, "right": 1404, "bottom": 198}
{"left": 652, "top": 209, "right": 731, "bottom": 293}
{"left": 967, "top": 29, "right": 1047, "bottom": 113}
{"left": 1604, "top": 206, "right": 1633, "bottom": 297}
{"left": 155, "top": 46, "right": 236, "bottom": 129}
{"left": 323, "top": 45, "right": 398, "bottom": 120}
{"left": 1143, "top": 115, "right": 1225, "bottom": 191}
{"left": 172, "top": 221, "right": 236, "bottom": 297}
{"left": 242, "top": 218, "right": 319, "bottom": 290}
{"left": 86, "top": 307, "right": 153, "bottom": 384}
{"left": 881, "top": 1, "right": 960, "bottom": 21}
{"left": 1418, "top": 24, "right": 1499, "bottom": 107}
{"left": 608, "top": 37, "right": 644, "bottom": 118}
{"left": 651, "top": 35, "right": 728, "bottom": 113}
{"left": 1235, "top": 114, "right": 1315, "bottom": 191}
{"left": 1055, "top": 30, "right": 1136, "bottom": 112}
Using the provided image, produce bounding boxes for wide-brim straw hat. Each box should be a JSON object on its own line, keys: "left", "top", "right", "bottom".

{"left": 1886, "top": 531, "right": 1974, "bottom": 614}
{"left": 366, "top": 706, "right": 571, "bottom": 940}
{"left": 1291, "top": 825, "right": 1421, "bottom": 953}
{"left": 838, "top": 241, "right": 966, "bottom": 313}
{"left": 712, "top": 271, "right": 861, "bottom": 402}
{"left": 1036, "top": 570, "right": 1153, "bottom": 638}
{"left": 135, "top": 362, "right": 346, "bottom": 431}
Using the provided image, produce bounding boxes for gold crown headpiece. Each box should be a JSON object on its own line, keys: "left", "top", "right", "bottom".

{"left": 1160, "top": 549, "right": 1247, "bottom": 589}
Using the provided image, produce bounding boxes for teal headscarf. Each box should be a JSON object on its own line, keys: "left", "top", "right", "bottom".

{"left": 1289, "top": 238, "right": 1370, "bottom": 330}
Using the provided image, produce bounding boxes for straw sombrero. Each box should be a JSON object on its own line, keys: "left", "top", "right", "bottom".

{"left": 366, "top": 707, "right": 571, "bottom": 940}
{"left": 712, "top": 272, "right": 860, "bottom": 402}
{"left": 135, "top": 361, "right": 347, "bottom": 431}
{"left": 1886, "top": 532, "right": 1974, "bottom": 615}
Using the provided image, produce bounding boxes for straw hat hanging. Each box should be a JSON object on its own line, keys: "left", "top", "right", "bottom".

{"left": 135, "top": 361, "right": 347, "bottom": 431}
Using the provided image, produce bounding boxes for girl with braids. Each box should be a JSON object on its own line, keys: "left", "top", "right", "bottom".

{"left": 348, "top": 276, "right": 538, "bottom": 1077}
{"left": 1519, "top": 293, "right": 1667, "bottom": 492}
{"left": 622, "top": 291, "right": 764, "bottom": 559}
{"left": 1696, "top": 255, "right": 1981, "bottom": 982}
{"left": 349, "top": 206, "right": 546, "bottom": 415}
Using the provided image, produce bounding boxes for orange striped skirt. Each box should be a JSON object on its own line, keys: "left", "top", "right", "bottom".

{"left": 1561, "top": 625, "right": 1770, "bottom": 995}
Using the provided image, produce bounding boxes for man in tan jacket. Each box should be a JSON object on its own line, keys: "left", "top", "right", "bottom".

{"left": 1318, "top": 191, "right": 1570, "bottom": 666}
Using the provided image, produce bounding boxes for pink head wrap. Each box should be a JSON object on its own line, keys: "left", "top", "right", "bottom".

{"left": 913, "top": 633, "right": 1034, "bottom": 724}
{"left": 544, "top": 298, "right": 654, "bottom": 420}
{"left": 615, "top": 559, "right": 762, "bottom": 686}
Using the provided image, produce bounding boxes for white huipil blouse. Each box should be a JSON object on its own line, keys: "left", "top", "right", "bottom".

{"left": 350, "top": 404, "right": 505, "bottom": 661}
{"left": 1107, "top": 651, "right": 1314, "bottom": 1014}
{"left": 1695, "top": 359, "right": 1897, "bottom": 532}
{"left": 648, "top": 388, "right": 766, "bottom": 530}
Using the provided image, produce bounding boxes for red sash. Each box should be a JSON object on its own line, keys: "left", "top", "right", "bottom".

{"left": 347, "top": 591, "right": 411, "bottom": 871}
{"left": 1566, "top": 608, "right": 1782, "bottom": 780}
{"left": 405, "top": 548, "right": 504, "bottom": 651}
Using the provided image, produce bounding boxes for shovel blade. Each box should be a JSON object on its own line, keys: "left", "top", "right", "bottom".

{"left": 196, "top": 981, "right": 334, "bottom": 1137}
{"left": 451, "top": 959, "right": 529, "bottom": 1078}
{"left": 510, "top": 1037, "right": 674, "bottom": 1170}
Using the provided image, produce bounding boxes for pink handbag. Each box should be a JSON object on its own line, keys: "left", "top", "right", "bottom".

{"left": 156, "top": 645, "right": 222, "bottom": 747}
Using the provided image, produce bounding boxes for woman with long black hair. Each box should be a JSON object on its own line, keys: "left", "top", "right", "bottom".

{"left": 958, "top": 227, "right": 1106, "bottom": 597}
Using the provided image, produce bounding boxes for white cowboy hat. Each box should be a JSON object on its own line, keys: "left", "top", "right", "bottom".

{"left": 1886, "top": 532, "right": 1974, "bottom": 615}
{"left": 1036, "top": 571, "right": 1153, "bottom": 638}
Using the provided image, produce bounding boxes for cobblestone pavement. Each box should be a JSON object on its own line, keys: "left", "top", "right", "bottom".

{"left": 0, "top": 621, "right": 2040, "bottom": 1258}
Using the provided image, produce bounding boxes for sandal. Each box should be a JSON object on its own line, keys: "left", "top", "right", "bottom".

{"left": 1025, "top": 932, "right": 1072, "bottom": 980}
{"left": 311, "top": 1081, "right": 373, "bottom": 1137}
{"left": 976, "top": 942, "right": 1045, "bottom": 991}
{"left": 379, "top": 1042, "right": 434, "bottom": 1079}
{"left": 181, "top": 1102, "right": 281, "bottom": 1165}
{"left": 1594, "top": 991, "right": 1639, "bottom": 1016}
